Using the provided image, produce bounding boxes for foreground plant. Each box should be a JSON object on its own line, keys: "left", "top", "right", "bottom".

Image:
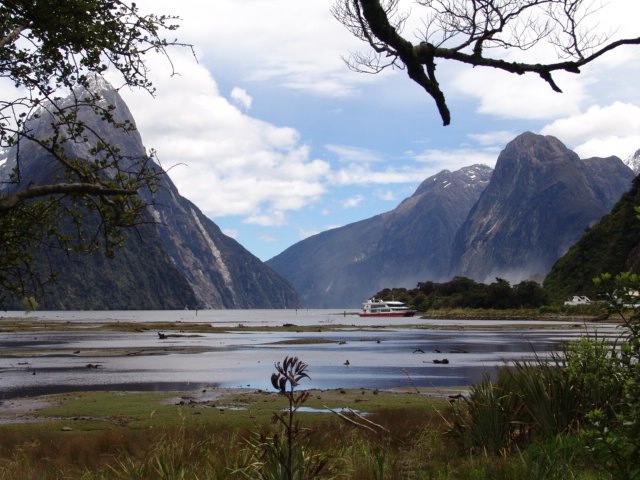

{"left": 235, "top": 355, "right": 329, "bottom": 480}
{"left": 588, "top": 272, "right": 640, "bottom": 480}
{"left": 447, "top": 339, "right": 625, "bottom": 457}
{"left": 447, "top": 271, "right": 640, "bottom": 479}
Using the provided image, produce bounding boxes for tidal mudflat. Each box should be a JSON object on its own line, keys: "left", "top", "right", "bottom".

{"left": 0, "top": 309, "right": 618, "bottom": 400}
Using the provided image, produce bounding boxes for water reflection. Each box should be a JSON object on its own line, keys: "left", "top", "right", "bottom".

{"left": 0, "top": 310, "right": 619, "bottom": 399}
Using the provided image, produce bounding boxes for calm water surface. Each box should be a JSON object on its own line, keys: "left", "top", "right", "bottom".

{"left": 0, "top": 310, "right": 619, "bottom": 399}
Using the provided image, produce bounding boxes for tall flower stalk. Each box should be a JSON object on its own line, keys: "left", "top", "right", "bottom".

{"left": 270, "top": 356, "right": 312, "bottom": 480}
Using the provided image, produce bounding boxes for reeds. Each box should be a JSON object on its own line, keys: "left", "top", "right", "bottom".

{"left": 448, "top": 337, "right": 626, "bottom": 456}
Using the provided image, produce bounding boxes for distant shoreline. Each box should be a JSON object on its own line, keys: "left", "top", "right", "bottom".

{"left": 417, "top": 309, "right": 607, "bottom": 322}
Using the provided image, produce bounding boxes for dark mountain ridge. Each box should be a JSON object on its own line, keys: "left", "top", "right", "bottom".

{"left": 0, "top": 78, "right": 299, "bottom": 309}
{"left": 267, "top": 164, "right": 493, "bottom": 308}
{"left": 269, "top": 132, "right": 634, "bottom": 308}
{"left": 450, "top": 132, "right": 635, "bottom": 284}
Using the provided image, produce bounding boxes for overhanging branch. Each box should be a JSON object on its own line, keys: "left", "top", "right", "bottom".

{"left": 339, "top": 0, "right": 640, "bottom": 126}
{"left": 359, "top": 0, "right": 451, "bottom": 125}
{"left": 0, "top": 183, "right": 137, "bottom": 212}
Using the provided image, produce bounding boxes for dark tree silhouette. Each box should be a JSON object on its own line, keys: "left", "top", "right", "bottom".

{"left": 333, "top": 0, "right": 640, "bottom": 125}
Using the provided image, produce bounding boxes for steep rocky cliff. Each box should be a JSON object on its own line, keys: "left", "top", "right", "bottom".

{"left": 0, "top": 78, "right": 299, "bottom": 309}
{"left": 449, "top": 132, "right": 634, "bottom": 284}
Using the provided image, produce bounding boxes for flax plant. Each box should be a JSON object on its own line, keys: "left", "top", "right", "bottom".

{"left": 235, "top": 355, "right": 329, "bottom": 480}
{"left": 448, "top": 337, "right": 625, "bottom": 457}
{"left": 271, "top": 355, "right": 312, "bottom": 475}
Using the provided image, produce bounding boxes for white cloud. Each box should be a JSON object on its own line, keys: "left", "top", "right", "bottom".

{"left": 325, "top": 144, "right": 384, "bottom": 163}
{"left": 375, "top": 190, "right": 396, "bottom": 201}
{"left": 342, "top": 194, "right": 364, "bottom": 208}
{"left": 259, "top": 233, "right": 278, "bottom": 243}
{"left": 574, "top": 136, "right": 640, "bottom": 160}
{"left": 119, "top": 52, "right": 330, "bottom": 223}
{"left": 327, "top": 141, "right": 500, "bottom": 187}
{"left": 222, "top": 228, "right": 238, "bottom": 239}
{"left": 467, "top": 130, "right": 518, "bottom": 147}
{"left": 331, "top": 164, "right": 428, "bottom": 185}
{"left": 230, "top": 87, "right": 252, "bottom": 110}
{"left": 444, "top": 2, "right": 640, "bottom": 123}
{"left": 298, "top": 227, "right": 320, "bottom": 240}
{"left": 245, "top": 210, "right": 287, "bottom": 227}
{"left": 412, "top": 147, "right": 499, "bottom": 170}
{"left": 453, "top": 66, "right": 586, "bottom": 120}
{"left": 541, "top": 102, "right": 640, "bottom": 159}
{"left": 135, "top": 0, "right": 365, "bottom": 98}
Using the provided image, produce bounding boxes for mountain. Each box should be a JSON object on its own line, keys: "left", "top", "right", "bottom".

{"left": 450, "top": 132, "right": 634, "bottom": 284}
{"left": 268, "top": 132, "right": 634, "bottom": 308}
{"left": 544, "top": 174, "right": 640, "bottom": 301}
{"left": 0, "top": 77, "right": 299, "bottom": 309}
{"left": 624, "top": 148, "right": 640, "bottom": 173}
{"left": 267, "top": 165, "right": 493, "bottom": 308}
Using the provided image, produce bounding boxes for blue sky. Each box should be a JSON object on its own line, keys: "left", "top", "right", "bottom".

{"left": 115, "top": 0, "right": 640, "bottom": 261}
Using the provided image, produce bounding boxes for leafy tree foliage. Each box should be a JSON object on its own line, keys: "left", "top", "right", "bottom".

{"left": 333, "top": 0, "right": 640, "bottom": 125}
{"left": 0, "top": 0, "right": 186, "bottom": 300}
{"left": 587, "top": 272, "right": 640, "bottom": 479}
{"left": 375, "top": 276, "right": 550, "bottom": 310}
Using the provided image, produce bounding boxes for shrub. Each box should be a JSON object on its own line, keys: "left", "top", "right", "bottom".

{"left": 448, "top": 337, "right": 627, "bottom": 456}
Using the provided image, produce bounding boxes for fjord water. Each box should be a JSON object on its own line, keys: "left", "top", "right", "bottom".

{"left": 0, "top": 310, "right": 617, "bottom": 399}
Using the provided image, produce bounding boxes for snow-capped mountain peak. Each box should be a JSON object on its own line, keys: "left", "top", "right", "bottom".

{"left": 624, "top": 148, "right": 640, "bottom": 174}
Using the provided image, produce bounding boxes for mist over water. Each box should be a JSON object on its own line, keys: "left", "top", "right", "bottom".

{"left": 0, "top": 310, "right": 618, "bottom": 399}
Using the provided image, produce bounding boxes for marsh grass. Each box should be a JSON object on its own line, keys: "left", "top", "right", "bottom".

{"left": 0, "top": 388, "right": 448, "bottom": 479}
{"left": 0, "top": 381, "right": 610, "bottom": 480}
{"left": 444, "top": 335, "right": 626, "bottom": 480}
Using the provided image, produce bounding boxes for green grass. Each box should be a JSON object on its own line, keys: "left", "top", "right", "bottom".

{"left": 0, "top": 387, "right": 610, "bottom": 479}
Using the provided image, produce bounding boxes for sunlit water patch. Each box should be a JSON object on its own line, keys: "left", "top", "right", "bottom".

{"left": 0, "top": 310, "right": 620, "bottom": 398}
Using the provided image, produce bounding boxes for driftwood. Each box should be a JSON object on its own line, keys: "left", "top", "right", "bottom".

{"left": 157, "top": 332, "right": 202, "bottom": 339}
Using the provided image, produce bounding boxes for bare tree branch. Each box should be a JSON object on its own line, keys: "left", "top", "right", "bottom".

{"left": 358, "top": 0, "right": 452, "bottom": 124}
{"left": 0, "top": 183, "right": 136, "bottom": 211}
{"left": 334, "top": 0, "right": 640, "bottom": 125}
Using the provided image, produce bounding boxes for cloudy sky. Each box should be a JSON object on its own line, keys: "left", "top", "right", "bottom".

{"left": 116, "top": 0, "right": 640, "bottom": 261}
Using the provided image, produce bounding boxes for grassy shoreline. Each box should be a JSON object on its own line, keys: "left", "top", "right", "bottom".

{"left": 0, "top": 308, "right": 622, "bottom": 478}
{"left": 0, "top": 380, "right": 607, "bottom": 479}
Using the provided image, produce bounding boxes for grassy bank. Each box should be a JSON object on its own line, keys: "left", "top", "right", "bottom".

{"left": 0, "top": 384, "right": 610, "bottom": 479}
{"left": 0, "top": 388, "right": 445, "bottom": 479}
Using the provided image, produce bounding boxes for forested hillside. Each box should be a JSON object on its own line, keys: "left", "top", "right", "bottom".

{"left": 544, "top": 175, "right": 640, "bottom": 301}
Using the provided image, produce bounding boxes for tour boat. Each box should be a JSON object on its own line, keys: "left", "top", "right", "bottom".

{"left": 358, "top": 298, "right": 416, "bottom": 317}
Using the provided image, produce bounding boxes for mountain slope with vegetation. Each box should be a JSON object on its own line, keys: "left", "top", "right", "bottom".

{"left": 0, "top": 79, "right": 300, "bottom": 310}
{"left": 544, "top": 175, "right": 640, "bottom": 301}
